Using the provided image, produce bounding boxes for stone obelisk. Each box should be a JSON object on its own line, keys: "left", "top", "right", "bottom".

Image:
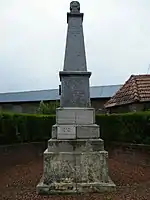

{"left": 36, "top": 1, "right": 115, "bottom": 194}
{"left": 59, "top": 1, "right": 91, "bottom": 108}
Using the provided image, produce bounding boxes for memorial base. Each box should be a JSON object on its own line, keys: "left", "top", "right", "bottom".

{"left": 37, "top": 178, "right": 116, "bottom": 194}
{"left": 36, "top": 107, "right": 116, "bottom": 194}
{"left": 36, "top": 148, "right": 116, "bottom": 194}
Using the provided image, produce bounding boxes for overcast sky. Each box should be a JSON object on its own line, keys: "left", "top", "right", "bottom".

{"left": 0, "top": 0, "right": 150, "bottom": 93}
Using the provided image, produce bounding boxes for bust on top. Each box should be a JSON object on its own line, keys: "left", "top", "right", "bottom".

{"left": 70, "top": 1, "right": 80, "bottom": 13}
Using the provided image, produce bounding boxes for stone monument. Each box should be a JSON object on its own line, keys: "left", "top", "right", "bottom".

{"left": 36, "top": 1, "right": 116, "bottom": 194}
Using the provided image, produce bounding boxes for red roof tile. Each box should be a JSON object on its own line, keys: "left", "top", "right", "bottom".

{"left": 104, "top": 74, "right": 150, "bottom": 108}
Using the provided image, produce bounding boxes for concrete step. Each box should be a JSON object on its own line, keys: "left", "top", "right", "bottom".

{"left": 48, "top": 138, "right": 104, "bottom": 152}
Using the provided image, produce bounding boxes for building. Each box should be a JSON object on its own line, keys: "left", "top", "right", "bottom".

{"left": 104, "top": 74, "right": 150, "bottom": 113}
{"left": 0, "top": 84, "right": 121, "bottom": 114}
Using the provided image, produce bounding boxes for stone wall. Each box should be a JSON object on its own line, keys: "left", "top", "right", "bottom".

{"left": 91, "top": 98, "right": 109, "bottom": 113}
{"left": 108, "top": 102, "right": 150, "bottom": 113}
{"left": 0, "top": 98, "right": 109, "bottom": 114}
{"left": 108, "top": 104, "right": 130, "bottom": 113}
{"left": 0, "top": 102, "right": 39, "bottom": 114}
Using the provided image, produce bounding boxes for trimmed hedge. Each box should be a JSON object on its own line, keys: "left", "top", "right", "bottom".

{"left": 0, "top": 111, "right": 150, "bottom": 145}
{"left": 0, "top": 112, "right": 55, "bottom": 145}
{"left": 96, "top": 111, "right": 150, "bottom": 144}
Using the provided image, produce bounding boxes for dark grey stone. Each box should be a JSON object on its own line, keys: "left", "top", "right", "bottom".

{"left": 59, "top": 1, "right": 91, "bottom": 108}
{"left": 60, "top": 75, "right": 91, "bottom": 107}
{"left": 64, "top": 14, "right": 86, "bottom": 71}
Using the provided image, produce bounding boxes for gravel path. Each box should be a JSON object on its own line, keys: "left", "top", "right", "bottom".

{"left": 0, "top": 144, "right": 150, "bottom": 200}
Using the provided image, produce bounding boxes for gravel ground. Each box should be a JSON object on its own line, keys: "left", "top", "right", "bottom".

{"left": 0, "top": 144, "right": 150, "bottom": 200}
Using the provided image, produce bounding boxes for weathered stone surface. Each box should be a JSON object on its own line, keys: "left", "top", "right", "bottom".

{"left": 36, "top": 148, "right": 115, "bottom": 194}
{"left": 43, "top": 150, "right": 76, "bottom": 185}
{"left": 37, "top": 179, "right": 116, "bottom": 194}
{"left": 48, "top": 139, "right": 104, "bottom": 152}
{"left": 76, "top": 124, "right": 100, "bottom": 138}
{"left": 63, "top": 3, "right": 87, "bottom": 72}
{"left": 57, "top": 125, "right": 76, "bottom": 139}
{"left": 43, "top": 149, "right": 109, "bottom": 184}
{"left": 60, "top": 74, "right": 91, "bottom": 107}
{"left": 56, "top": 107, "right": 95, "bottom": 125}
{"left": 51, "top": 124, "right": 57, "bottom": 139}
{"left": 59, "top": 0, "right": 91, "bottom": 108}
{"left": 52, "top": 124, "right": 100, "bottom": 139}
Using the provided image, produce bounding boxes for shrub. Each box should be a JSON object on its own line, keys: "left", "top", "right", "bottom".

{"left": 0, "top": 112, "right": 55, "bottom": 145}
{"left": 37, "top": 101, "right": 59, "bottom": 115}
{"left": 96, "top": 111, "right": 150, "bottom": 144}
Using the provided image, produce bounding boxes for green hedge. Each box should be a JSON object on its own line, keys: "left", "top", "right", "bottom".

{"left": 0, "top": 111, "right": 150, "bottom": 145}
{"left": 96, "top": 111, "right": 150, "bottom": 144}
{"left": 0, "top": 112, "right": 55, "bottom": 145}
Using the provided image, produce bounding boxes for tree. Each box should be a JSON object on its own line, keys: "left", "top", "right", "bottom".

{"left": 37, "top": 101, "right": 59, "bottom": 115}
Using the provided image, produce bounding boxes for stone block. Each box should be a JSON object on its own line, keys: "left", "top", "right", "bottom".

{"left": 48, "top": 139, "right": 74, "bottom": 152}
{"left": 52, "top": 124, "right": 100, "bottom": 139}
{"left": 56, "top": 107, "right": 95, "bottom": 124}
{"left": 36, "top": 149, "right": 115, "bottom": 194}
{"left": 52, "top": 124, "right": 77, "bottom": 140}
{"left": 57, "top": 125, "right": 76, "bottom": 139}
{"left": 43, "top": 149, "right": 76, "bottom": 185}
{"left": 51, "top": 124, "right": 57, "bottom": 139}
{"left": 76, "top": 124, "right": 100, "bottom": 138}
{"left": 43, "top": 150, "right": 109, "bottom": 184}
{"left": 48, "top": 139, "right": 104, "bottom": 153}
{"left": 60, "top": 75, "right": 91, "bottom": 107}
{"left": 37, "top": 179, "right": 116, "bottom": 194}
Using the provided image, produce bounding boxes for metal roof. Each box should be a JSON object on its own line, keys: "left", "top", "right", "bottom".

{"left": 90, "top": 85, "right": 122, "bottom": 99}
{"left": 0, "top": 84, "right": 122, "bottom": 103}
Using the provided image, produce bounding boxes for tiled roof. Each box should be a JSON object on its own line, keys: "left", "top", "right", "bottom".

{"left": 0, "top": 84, "right": 122, "bottom": 103}
{"left": 104, "top": 74, "right": 150, "bottom": 108}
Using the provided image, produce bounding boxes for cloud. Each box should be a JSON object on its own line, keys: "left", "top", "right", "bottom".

{"left": 0, "top": 0, "right": 150, "bottom": 92}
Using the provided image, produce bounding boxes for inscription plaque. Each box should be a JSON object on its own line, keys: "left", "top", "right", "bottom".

{"left": 57, "top": 125, "right": 76, "bottom": 139}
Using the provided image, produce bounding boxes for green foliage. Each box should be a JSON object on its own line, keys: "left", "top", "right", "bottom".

{"left": 0, "top": 112, "right": 55, "bottom": 145}
{"left": 96, "top": 111, "right": 150, "bottom": 144}
{"left": 37, "top": 101, "right": 59, "bottom": 115}
{"left": 1, "top": 111, "right": 150, "bottom": 145}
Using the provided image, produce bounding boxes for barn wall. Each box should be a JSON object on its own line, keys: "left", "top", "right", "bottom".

{"left": 108, "top": 102, "right": 150, "bottom": 113}
{"left": 0, "top": 102, "right": 40, "bottom": 114}
{"left": 0, "top": 98, "right": 110, "bottom": 114}
{"left": 91, "top": 98, "right": 110, "bottom": 113}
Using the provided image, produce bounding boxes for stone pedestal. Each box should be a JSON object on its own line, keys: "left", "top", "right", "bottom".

{"left": 36, "top": 107, "right": 116, "bottom": 194}
{"left": 37, "top": 151, "right": 115, "bottom": 194}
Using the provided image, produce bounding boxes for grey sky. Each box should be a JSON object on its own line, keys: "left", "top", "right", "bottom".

{"left": 0, "top": 0, "right": 150, "bottom": 93}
